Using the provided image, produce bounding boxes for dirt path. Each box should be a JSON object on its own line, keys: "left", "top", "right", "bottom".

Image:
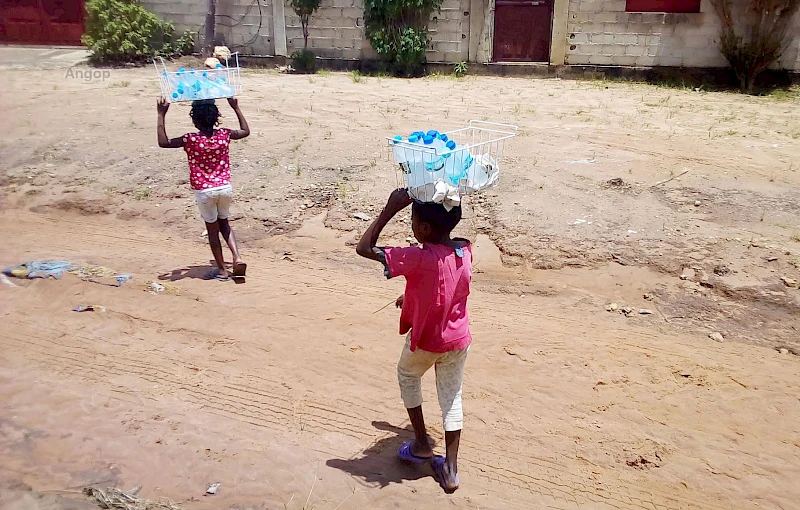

{"left": 2, "top": 209, "right": 799, "bottom": 510}
{"left": 1, "top": 64, "right": 799, "bottom": 509}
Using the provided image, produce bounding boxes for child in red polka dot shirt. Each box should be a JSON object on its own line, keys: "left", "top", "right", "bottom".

{"left": 157, "top": 96, "right": 250, "bottom": 281}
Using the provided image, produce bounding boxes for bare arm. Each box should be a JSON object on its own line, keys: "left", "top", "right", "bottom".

{"left": 156, "top": 98, "right": 184, "bottom": 148}
{"left": 227, "top": 97, "right": 250, "bottom": 140}
{"left": 356, "top": 188, "right": 413, "bottom": 261}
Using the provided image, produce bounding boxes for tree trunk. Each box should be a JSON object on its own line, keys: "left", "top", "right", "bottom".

{"left": 302, "top": 19, "right": 309, "bottom": 49}
{"left": 204, "top": 0, "right": 216, "bottom": 57}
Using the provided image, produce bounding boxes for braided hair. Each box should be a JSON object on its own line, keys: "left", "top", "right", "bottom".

{"left": 190, "top": 99, "right": 220, "bottom": 134}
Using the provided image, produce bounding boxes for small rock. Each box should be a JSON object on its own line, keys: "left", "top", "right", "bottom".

{"left": 354, "top": 212, "right": 372, "bottom": 221}
{"left": 779, "top": 348, "right": 789, "bottom": 355}
{"left": 713, "top": 265, "right": 730, "bottom": 276}
{"left": 643, "top": 293, "right": 654, "bottom": 301}
{"left": 780, "top": 276, "right": 797, "bottom": 288}
{"left": 694, "top": 200, "right": 701, "bottom": 207}
{"left": 680, "top": 268, "right": 695, "bottom": 280}
{"left": 639, "top": 309, "right": 654, "bottom": 315}
{"left": 709, "top": 332, "right": 724, "bottom": 343}
{"left": 767, "top": 256, "right": 778, "bottom": 262}
{"left": 606, "top": 303, "right": 619, "bottom": 312}
{"left": 621, "top": 306, "right": 634, "bottom": 316}
{"left": 607, "top": 178, "right": 624, "bottom": 187}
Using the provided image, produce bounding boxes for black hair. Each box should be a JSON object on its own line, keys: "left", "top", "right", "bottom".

{"left": 412, "top": 201, "right": 462, "bottom": 235}
{"left": 190, "top": 99, "right": 220, "bottom": 133}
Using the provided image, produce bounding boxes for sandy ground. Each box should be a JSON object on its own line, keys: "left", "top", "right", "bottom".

{"left": 1, "top": 60, "right": 799, "bottom": 509}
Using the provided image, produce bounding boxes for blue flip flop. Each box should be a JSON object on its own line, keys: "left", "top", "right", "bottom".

{"left": 204, "top": 269, "right": 231, "bottom": 281}
{"left": 397, "top": 441, "right": 433, "bottom": 464}
{"left": 431, "top": 455, "right": 460, "bottom": 494}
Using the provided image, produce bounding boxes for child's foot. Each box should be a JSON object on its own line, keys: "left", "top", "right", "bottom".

{"left": 432, "top": 456, "right": 459, "bottom": 493}
{"left": 398, "top": 441, "right": 433, "bottom": 463}
{"left": 205, "top": 268, "right": 231, "bottom": 281}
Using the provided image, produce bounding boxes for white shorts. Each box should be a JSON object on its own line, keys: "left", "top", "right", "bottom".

{"left": 195, "top": 185, "right": 233, "bottom": 223}
{"left": 397, "top": 334, "right": 470, "bottom": 432}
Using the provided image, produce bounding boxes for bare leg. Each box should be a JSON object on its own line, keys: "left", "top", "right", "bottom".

{"left": 205, "top": 221, "right": 229, "bottom": 278}
{"left": 441, "top": 430, "right": 461, "bottom": 490}
{"left": 218, "top": 218, "right": 243, "bottom": 265}
{"left": 406, "top": 405, "right": 434, "bottom": 459}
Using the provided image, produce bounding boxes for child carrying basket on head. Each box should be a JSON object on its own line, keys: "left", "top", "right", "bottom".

{"left": 156, "top": 96, "right": 250, "bottom": 281}
{"left": 356, "top": 188, "right": 472, "bottom": 494}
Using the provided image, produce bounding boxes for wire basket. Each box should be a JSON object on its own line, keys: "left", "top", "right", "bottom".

{"left": 387, "top": 121, "right": 518, "bottom": 202}
{"left": 154, "top": 53, "right": 242, "bottom": 103}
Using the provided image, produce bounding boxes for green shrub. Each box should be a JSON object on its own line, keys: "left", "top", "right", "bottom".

{"left": 364, "top": 0, "right": 443, "bottom": 77}
{"left": 453, "top": 61, "right": 468, "bottom": 77}
{"left": 82, "top": 0, "right": 195, "bottom": 63}
{"left": 291, "top": 49, "right": 317, "bottom": 73}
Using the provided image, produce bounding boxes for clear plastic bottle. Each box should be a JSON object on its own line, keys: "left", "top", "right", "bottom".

{"left": 422, "top": 135, "right": 444, "bottom": 173}
{"left": 447, "top": 143, "right": 473, "bottom": 186}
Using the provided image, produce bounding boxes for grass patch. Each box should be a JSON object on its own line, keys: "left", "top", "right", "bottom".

{"left": 133, "top": 188, "right": 150, "bottom": 200}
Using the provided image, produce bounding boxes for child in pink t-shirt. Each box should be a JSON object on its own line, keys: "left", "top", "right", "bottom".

{"left": 156, "top": 97, "right": 250, "bottom": 280}
{"left": 357, "top": 188, "right": 472, "bottom": 494}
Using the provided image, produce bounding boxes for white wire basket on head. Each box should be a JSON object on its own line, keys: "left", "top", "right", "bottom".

{"left": 154, "top": 53, "right": 242, "bottom": 103}
{"left": 386, "top": 120, "right": 518, "bottom": 202}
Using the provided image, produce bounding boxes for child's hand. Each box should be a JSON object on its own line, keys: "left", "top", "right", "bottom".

{"left": 157, "top": 97, "right": 169, "bottom": 115}
{"left": 227, "top": 97, "right": 239, "bottom": 109}
{"left": 386, "top": 188, "right": 413, "bottom": 214}
{"left": 395, "top": 294, "right": 404, "bottom": 309}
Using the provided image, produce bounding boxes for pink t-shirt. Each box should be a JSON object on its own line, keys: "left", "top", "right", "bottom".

{"left": 384, "top": 243, "right": 472, "bottom": 353}
{"left": 182, "top": 128, "right": 232, "bottom": 191}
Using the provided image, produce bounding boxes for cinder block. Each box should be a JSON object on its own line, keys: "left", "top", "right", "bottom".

{"left": 641, "top": 13, "right": 666, "bottom": 24}
{"left": 434, "top": 41, "right": 461, "bottom": 53}
{"left": 311, "top": 37, "right": 335, "bottom": 49}
{"left": 635, "top": 56, "right": 657, "bottom": 66}
{"left": 602, "top": 0, "right": 626, "bottom": 12}
{"left": 574, "top": 44, "right": 599, "bottom": 55}
{"left": 589, "top": 33, "right": 612, "bottom": 44}
{"left": 333, "top": 37, "right": 356, "bottom": 49}
{"left": 589, "top": 54, "right": 614, "bottom": 65}
{"left": 603, "top": 44, "right": 626, "bottom": 56}
{"left": 442, "top": 51, "right": 463, "bottom": 63}
{"left": 645, "top": 35, "right": 661, "bottom": 46}
{"left": 340, "top": 7, "right": 363, "bottom": 18}
{"left": 611, "top": 55, "right": 638, "bottom": 66}
{"left": 612, "top": 34, "right": 637, "bottom": 45}
{"left": 569, "top": 32, "right": 589, "bottom": 44}
{"left": 625, "top": 44, "right": 645, "bottom": 56}
{"left": 331, "top": 0, "right": 353, "bottom": 7}
{"left": 593, "top": 12, "right": 616, "bottom": 23}
{"left": 570, "top": 12, "right": 590, "bottom": 22}
{"left": 566, "top": 53, "right": 592, "bottom": 65}
{"left": 605, "top": 22, "right": 629, "bottom": 34}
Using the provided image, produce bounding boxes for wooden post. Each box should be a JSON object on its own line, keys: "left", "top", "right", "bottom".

{"left": 204, "top": 0, "right": 217, "bottom": 57}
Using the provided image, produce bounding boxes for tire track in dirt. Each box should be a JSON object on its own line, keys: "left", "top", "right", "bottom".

{"left": 3, "top": 321, "right": 736, "bottom": 510}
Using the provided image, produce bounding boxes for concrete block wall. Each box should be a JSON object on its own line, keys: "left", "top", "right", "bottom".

{"left": 564, "top": 0, "right": 800, "bottom": 70}
{"left": 285, "top": 0, "right": 371, "bottom": 59}
{"left": 140, "top": 0, "right": 275, "bottom": 55}
{"left": 285, "top": 0, "right": 469, "bottom": 61}
{"left": 427, "top": 0, "right": 470, "bottom": 63}
{"left": 216, "top": 0, "right": 275, "bottom": 54}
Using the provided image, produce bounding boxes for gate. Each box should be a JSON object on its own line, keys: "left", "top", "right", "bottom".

{"left": 493, "top": 0, "right": 554, "bottom": 62}
{"left": 0, "top": 0, "right": 85, "bottom": 46}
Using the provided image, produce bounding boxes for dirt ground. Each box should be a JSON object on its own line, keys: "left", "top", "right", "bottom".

{"left": 1, "top": 60, "right": 799, "bottom": 510}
